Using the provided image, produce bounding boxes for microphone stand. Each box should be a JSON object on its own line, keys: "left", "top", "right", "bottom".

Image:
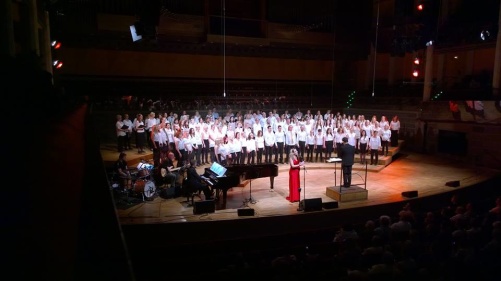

{"left": 297, "top": 161, "right": 306, "bottom": 211}
{"left": 242, "top": 170, "right": 257, "bottom": 207}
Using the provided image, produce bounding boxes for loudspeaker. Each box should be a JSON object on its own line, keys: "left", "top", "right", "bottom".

{"left": 401, "top": 191, "right": 418, "bottom": 198}
{"left": 237, "top": 208, "right": 255, "bottom": 216}
{"left": 193, "top": 200, "right": 215, "bottom": 214}
{"left": 445, "top": 180, "right": 460, "bottom": 187}
{"left": 299, "top": 198, "right": 323, "bottom": 212}
{"left": 322, "top": 201, "right": 339, "bottom": 209}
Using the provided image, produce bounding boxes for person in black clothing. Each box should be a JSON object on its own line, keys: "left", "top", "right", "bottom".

{"left": 114, "top": 152, "right": 132, "bottom": 189}
{"left": 185, "top": 159, "right": 213, "bottom": 200}
{"left": 338, "top": 137, "right": 355, "bottom": 188}
{"left": 159, "top": 152, "right": 181, "bottom": 187}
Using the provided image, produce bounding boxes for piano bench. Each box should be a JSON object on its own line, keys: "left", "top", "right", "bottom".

{"left": 183, "top": 191, "right": 202, "bottom": 207}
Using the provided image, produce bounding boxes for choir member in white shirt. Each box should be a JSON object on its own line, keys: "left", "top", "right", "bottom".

{"left": 390, "top": 115, "right": 400, "bottom": 147}
{"left": 296, "top": 125, "right": 308, "bottom": 160}
{"left": 359, "top": 130, "right": 369, "bottom": 165}
{"left": 255, "top": 130, "right": 265, "bottom": 164}
{"left": 306, "top": 130, "right": 316, "bottom": 162}
{"left": 246, "top": 132, "right": 256, "bottom": 164}
{"left": 324, "top": 127, "right": 335, "bottom": 159}
{"left": 314, "top": 128, "right": 325, "bottom": 162}
{"left": 368, "top": 130, "right": 382, "bottom": 165}
{"left": 380, "top": 124, "right": 392, "bottom": 156}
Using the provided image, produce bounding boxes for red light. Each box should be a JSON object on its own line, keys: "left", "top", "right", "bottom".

{"left": 51, "top": 40, "right": 62, "bottom": 49}
{"left": 412, "top": 70, "right": 419, "bottom": 77}
{"left": 417, "top": 4, "right": 423, "bottom": 11}
{"left": 53, "top": 60, "right": 63, "bottom": 69}
{"left": 414, "top": 58, "right": 420, "bottom": 65}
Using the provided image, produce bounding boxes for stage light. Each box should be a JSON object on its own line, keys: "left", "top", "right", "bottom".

{"left": 412, "top": 70, "right": 419, "bottom": 77}
{"left": 414, "top": 58, "right": 420, "bottom": 65}
{"left": 417, "top": 4, "right": 423, "bottom": 11}
{"left": 53, "top": 60, "right": 63, "bottom": 69}
{"left": 480, "top": 30, "right": 490, "bottom": 41}
{"left": 51, "top": 40, "right": 62, "bottom": 49}
{"left": 426, "top": 40, "right": 433, "bottom": 46}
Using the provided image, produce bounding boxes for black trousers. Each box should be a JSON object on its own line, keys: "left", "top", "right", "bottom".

{"left": 370, "top": 149, "right": 379, "bottom": 165}
{"left": 342, "top": 165, "right": 353, "bottom": 187}
{"left": 298, "top": 141, "right": 306, "bottom": 158}
{"left": 276, "top": 142, "right": 284, "bottom": 162}
{"left": 265, "top": 146, "right": 273, "bottom": 163}
{"left": 257, "top": 148, "right": 264, "bottom": 163}
{"left": 390, "top": 130, "right": 398, "bottom": 146}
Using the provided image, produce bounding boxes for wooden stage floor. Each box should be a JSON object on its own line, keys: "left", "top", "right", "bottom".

{"left": 101, "top": 145, "right": 501, "bottom": 225}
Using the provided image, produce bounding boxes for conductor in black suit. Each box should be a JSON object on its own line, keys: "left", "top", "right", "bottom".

{"left": 338, "top": 137, "right": 355, "bottom": 188}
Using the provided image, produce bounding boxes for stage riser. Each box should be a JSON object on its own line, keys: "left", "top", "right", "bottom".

{"left": 326, "top": 185, "right": 368, "bottom": 202}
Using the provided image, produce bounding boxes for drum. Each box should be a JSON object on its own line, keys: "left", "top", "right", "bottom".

{"left": 134, "top": 180, "right": 156, "bottom": 198}
{"left": 138, "top": 169, "right": 150, "bottom": 178}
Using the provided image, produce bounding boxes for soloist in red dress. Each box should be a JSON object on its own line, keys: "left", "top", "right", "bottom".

{"left": 287, "top": 159, "right": 301, "bottom": 202}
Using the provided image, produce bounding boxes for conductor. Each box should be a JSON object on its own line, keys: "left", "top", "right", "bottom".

{"left": 338, "top": 137, "right": 355, "bottom": 188}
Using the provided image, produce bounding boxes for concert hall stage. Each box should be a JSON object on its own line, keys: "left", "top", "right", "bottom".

{"left": 100, "top": 143, "right": 500, "bottom": 225}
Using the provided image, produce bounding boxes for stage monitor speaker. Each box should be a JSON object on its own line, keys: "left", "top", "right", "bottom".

{"left": 300, "top": 198, "right": 323, "bottom": 212}
{"left": 445, "top": 180, "right": 460, "bottom": 187}
{"left": 322, "top": 201, "right": 339, "bottom": 209}
{"left": 193, "top": 200, "right": 215, "bottom": 215}
{"left": 237, "top": 208, "right": 255, "bottom": 216}
{"left": 401, "top": 191, "right": 418, "bottom": 198}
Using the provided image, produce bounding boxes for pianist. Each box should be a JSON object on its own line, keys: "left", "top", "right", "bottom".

{"left": 186, "top": 159, "right": 213, "bottom": 200}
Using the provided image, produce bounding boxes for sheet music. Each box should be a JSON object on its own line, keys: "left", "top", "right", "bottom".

{"left": 326, "top": 157, "right": 342, "bottom": 163}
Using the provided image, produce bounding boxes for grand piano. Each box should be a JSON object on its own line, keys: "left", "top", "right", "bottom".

{"left": 202, "top": 162, "right": 279, "bottom": 209}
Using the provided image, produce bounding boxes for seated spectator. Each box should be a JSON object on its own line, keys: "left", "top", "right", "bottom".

{"left": 333, "top": 223, "right": 359, "bottom": 243}
{"left": 489, "top": 196, "right": 501, "bottom": 218}
{"left": 374, "top": 215, "right": 392, "bottom": 245}
{"left": 391, "top": 212, "right": 413, "bottom": 241}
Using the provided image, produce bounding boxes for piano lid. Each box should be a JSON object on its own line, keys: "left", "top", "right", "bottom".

{"left": 209, "top": 162, "right": 227, "bottom": 177}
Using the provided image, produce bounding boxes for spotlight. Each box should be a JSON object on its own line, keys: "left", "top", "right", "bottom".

{"left": 414, "top": 58, "right": 420, "bottom": 65}
{"left": 417, "top": 4, "right": 424, "bottom": 11}
{"left": 53, "top": 60, "right": 63, "bottom": 69}
{"left": 480, "top": 30, "right": 490, "bottom": 41}
{"left": 51, "top": 40, "right": 62, "bottom": 49}
{"left": 412, "top": 70, "right": 419, "bottom": 77}
{"left": 425, "top": 40, "right": 433, "bottom": 46}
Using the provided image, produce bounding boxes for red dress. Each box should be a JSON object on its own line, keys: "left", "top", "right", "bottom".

{"left": 287, "top": 159, "right": 301, "bottom": 202}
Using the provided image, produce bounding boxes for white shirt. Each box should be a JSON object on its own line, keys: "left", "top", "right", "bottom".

{"left": 256, "top": 136, "right": 265, "bottom": 149}
{"left": 116, "top": 121, "right": 126, "bottom": 137}
{"left": 369, "top": 136, "right": 381, "bottom": 149}
{"left": 275, "top": 130, "right": 285, "bottom": 143}
{"left": 246, "top": 138, "right": 256, "bottom": 152}
{"left": 264, "top": 130, "right": 276, "bottom": 146}
{"left": 381, "top": 129, "right": 391, "bottom": 141}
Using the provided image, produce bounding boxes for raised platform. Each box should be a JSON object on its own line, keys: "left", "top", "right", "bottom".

{"left": 326, "top": 185, "right": 368, "bottom": 202}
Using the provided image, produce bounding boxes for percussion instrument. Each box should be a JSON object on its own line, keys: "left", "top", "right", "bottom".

{"left": 138, "top": 169, "right": 150, "bottom": 178}
{"left": 134, "top": 180, "right": 156, "bottom": 199}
